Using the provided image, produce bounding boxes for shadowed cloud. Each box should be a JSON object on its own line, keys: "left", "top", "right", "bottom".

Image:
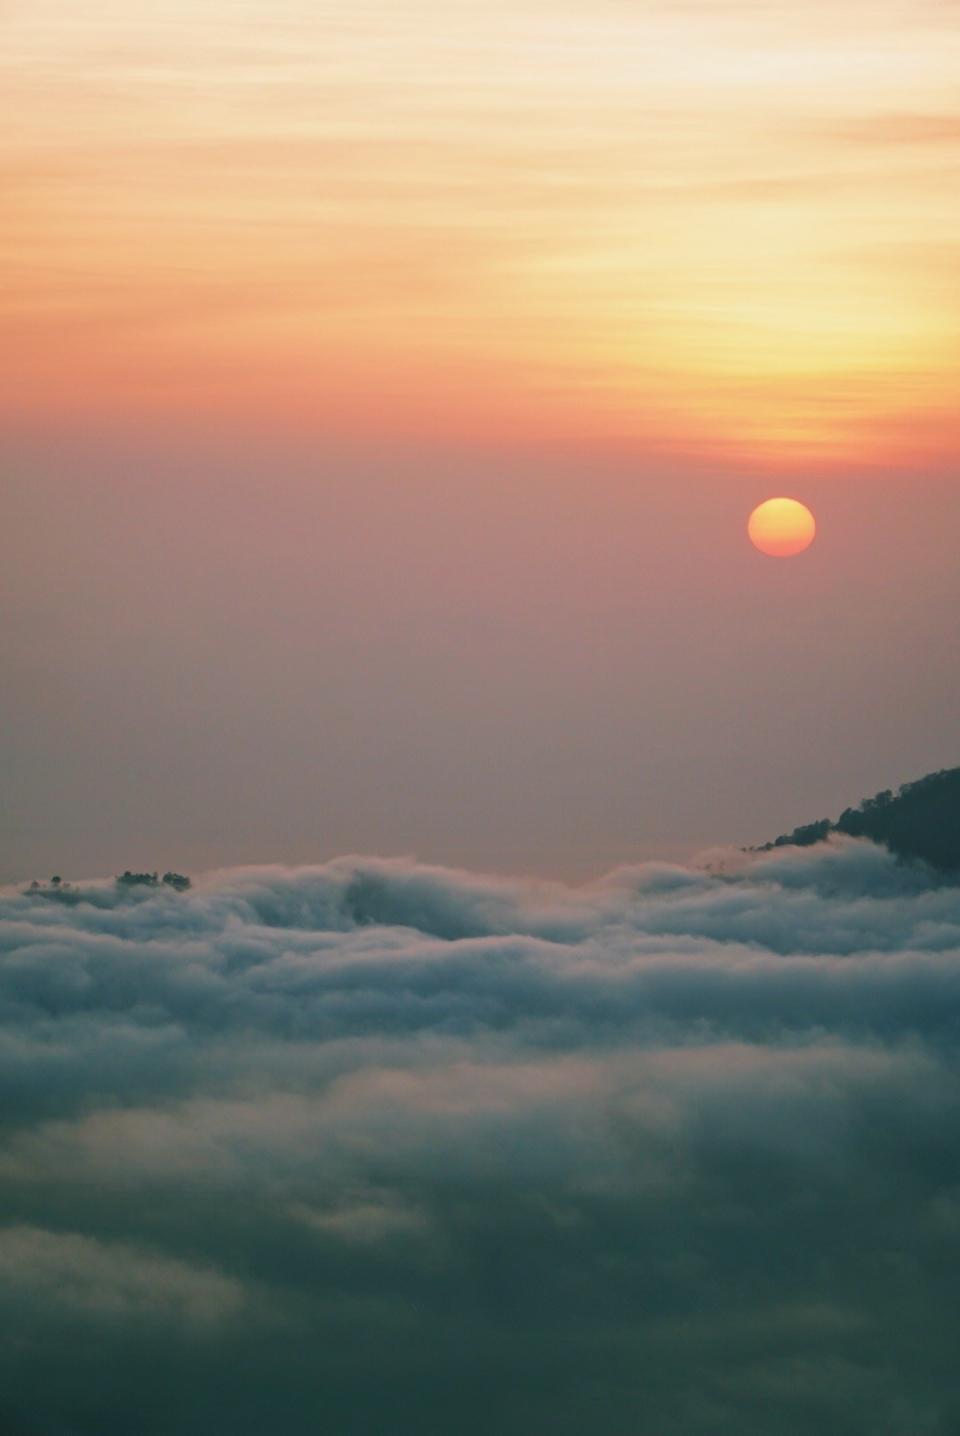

{"left": 1, "top": 838, "right": 959, "bottom": 1432}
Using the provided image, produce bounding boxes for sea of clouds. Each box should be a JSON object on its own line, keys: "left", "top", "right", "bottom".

{"left": 2, "top": 837, "right": 960, "bottom": 1434}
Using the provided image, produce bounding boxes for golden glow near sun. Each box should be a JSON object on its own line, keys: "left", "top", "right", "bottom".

{"left": 747, "top": 498, "right": 817, "bottom": 557}
{"left": 2, "top": 1, "right": 960, "bottom": 463}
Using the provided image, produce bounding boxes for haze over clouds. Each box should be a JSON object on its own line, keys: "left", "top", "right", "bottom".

{"left": 4, "top": 438, "right": 959, "bottom": 883}
{"left": 2, "top": 838, "right": 959, "bottom": 1433}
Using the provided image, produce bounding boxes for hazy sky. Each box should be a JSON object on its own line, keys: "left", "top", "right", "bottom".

{"left": 3, "top": 0, "right": 959, "bottom": 880}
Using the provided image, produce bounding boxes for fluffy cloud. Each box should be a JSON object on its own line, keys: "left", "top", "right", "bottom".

{"left": 1, "top": 838, "right": 959, "bottom": 1434}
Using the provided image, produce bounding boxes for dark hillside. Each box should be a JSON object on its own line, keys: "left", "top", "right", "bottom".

{"left": 765, "top": 766, "right": 960, "bottom": 873}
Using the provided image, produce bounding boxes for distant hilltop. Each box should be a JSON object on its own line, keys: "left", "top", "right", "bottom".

{"left": 24, "top": 870, "right": 191, "bottom": 899}
{"left": 763, "top": 767, "right": 960, "bottom": 874}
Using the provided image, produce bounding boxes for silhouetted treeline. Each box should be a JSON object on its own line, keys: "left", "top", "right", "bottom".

{"left": 764, "top": 766, "right": 960, "bottom": 873}
{"left": 25, "top": 871, "right": 192, "bottom": 898}
{"left": 26, "top": 876, "right": 71, "bottom": 897}
{"left": 116, "top": 870, "right": 191, "bottom": 891}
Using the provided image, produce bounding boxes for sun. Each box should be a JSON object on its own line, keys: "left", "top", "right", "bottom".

{"left": 747, "top": 497, "right": 816, "bottom": 557}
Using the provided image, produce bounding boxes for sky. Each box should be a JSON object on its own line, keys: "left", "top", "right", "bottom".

{"left": 3, "top": 0, "right": 960, "bottom": 879}
{"left": 2, "top": 842, "right": 960, "bottom": 1433}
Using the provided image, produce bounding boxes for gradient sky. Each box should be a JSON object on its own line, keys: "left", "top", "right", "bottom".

{"left": 3, "top": 0, "right": 959, "bottom": 880}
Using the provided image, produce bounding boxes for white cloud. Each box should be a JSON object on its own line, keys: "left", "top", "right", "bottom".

{"left": 1, "top": 838, "right": 959, "bottom": 1433}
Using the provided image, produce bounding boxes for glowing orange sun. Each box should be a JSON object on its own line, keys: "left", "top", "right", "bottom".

{"left": 747, "top": 498, "right": 816, "bottom": 557}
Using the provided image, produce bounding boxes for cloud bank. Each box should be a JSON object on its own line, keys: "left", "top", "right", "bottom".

{"left": 2, "top": 838, "right": 959, "bottom": 1434}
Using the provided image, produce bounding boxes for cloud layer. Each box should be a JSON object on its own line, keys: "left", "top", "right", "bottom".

{"left": 2, "top": 838, "right": 960, "bottom": 1434}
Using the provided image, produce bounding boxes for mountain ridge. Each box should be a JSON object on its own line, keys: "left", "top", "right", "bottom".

{"left": 763, "top": 765, "right": 960, "bottom": 873}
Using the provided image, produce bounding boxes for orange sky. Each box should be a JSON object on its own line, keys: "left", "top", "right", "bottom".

{"left": 5, "top": 0, "right": 960, "bottom": 464}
